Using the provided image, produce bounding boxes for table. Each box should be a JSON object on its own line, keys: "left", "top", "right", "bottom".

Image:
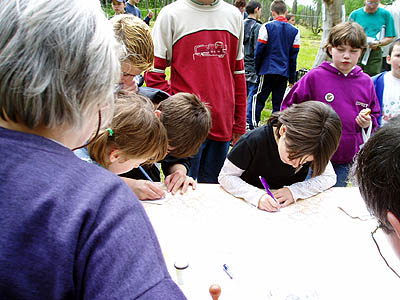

{"left": 143, "top": 185, "right": 399, "bottom": 299}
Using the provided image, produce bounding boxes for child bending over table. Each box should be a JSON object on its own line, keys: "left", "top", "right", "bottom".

{"left": 75, "top": 94, "right": 168, "bottom": 175}
{"left": 218, "top": 101, "right": 342, "bottom": 212}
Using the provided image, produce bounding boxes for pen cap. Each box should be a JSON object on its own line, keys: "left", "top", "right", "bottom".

{"left": 174, "top": 259, "right": 189, "bottom": 285}
{"left": 174, "top": 259, "right": 189, "bottom": 270}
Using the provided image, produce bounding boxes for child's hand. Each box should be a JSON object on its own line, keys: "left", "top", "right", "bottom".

{"left": 272, "top": 187, "right": 294, "bottom": 208}
{"left": 123, "top": 178, "right": 166, "bottom": 200}
{"left": 258, "top": 194, "right": 280, "bottom": 212}
{"left": 355, "top": 108, "right": 371, "bottom": 129}
{"left": 165, "top": 170, "right": 196, "bottom": 195}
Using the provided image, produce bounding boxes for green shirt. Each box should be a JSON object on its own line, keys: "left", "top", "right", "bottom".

{"left": 349, "top": 7, "right": 396, "bottom": 39}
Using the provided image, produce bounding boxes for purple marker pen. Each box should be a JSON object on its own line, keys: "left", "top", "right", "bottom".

{"left": 259, "top": 176, "right": 279, "bottom": 204}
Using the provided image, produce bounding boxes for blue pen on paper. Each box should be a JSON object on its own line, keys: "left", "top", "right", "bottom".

{"left": 259, "top": 176, "right": 279, "bottom": 205}
{"left": 139, "top": 166, "right": 153, "bottom": 182}
{"left": 223, "top": 264, "right": 233, "bottom": 279}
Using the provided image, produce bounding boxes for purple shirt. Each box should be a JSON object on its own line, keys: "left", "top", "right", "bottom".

{"left": 0, "top": 127, "right": 186, "bottom": 300}
{"left": 282, "top": 62, "right": 380, "bottom": 164}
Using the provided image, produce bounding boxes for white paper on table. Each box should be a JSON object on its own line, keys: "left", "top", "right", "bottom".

{"left": 141, "top": 192, "right": 172, "bottom": 205}
{"left": 337, "top": 193, "right": 372, "bottom": 221}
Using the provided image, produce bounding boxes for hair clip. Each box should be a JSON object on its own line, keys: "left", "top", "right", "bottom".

{"left": 106, "top": 128, "right": 114, "bottom": 137}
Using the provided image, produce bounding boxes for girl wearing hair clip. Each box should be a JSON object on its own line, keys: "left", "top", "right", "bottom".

{"left": 74, "top": 94, "right": 168, "bottom": 175}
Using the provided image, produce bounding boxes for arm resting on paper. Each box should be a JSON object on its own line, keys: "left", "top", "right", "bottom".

{"left": 164, "top": 164, "right": 196, "bottom": 195}
{"left": 283, "top": 161, "right": 336, "bottom": 204}
{"left": 218, "top": 159, "right": 267, "bottom": 208}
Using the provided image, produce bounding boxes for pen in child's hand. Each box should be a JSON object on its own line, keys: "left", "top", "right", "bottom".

{"left": 259, "top": 176, "right": 280, "bottom": 206}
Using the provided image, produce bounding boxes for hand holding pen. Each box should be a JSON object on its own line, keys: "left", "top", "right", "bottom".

{"left": 258, "top": 176, "right": 280, "bottom": 212}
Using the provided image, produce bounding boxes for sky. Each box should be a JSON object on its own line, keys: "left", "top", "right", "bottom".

{"left": 285, "top": 0, "right": 316, "bottom": 9}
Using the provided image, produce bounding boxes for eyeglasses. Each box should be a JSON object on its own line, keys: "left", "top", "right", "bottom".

{"left": 371, "top": 225, "right": 400, "bottom": 279}
{"left": 366, "top": 1, "right": 379, "bottom": 6}
{"left": 71, "top": 110, "right": 102, "bottom": 151}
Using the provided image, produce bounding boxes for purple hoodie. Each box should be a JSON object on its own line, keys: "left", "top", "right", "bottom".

{"left": 281, "top": 62, "right": 380, "bottom": 164}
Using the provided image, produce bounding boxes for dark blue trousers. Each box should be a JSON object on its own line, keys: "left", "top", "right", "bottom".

{"left": 247, "top": 74, "right": 287, "bottom": 129}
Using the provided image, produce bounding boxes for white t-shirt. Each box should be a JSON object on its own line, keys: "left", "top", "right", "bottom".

{"left": 381, "top": 71, "right": 400, "bottom": 125}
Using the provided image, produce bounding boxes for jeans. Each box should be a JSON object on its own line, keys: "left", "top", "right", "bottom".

{"left": 189, "top": 139, "right": 230, "bottom": 183}
{"left": 332, "top": 162, "right": 350, "bottom": 187}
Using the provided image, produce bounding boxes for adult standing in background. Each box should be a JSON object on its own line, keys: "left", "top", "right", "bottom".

{"left": 349, "top": 0, "right": 396, "bottom": 76}
{"left": 0, "top": 0, "right": 185, "bottom": 299}
{"left": 145, "top": 0, "right": 247, "bottom": 183}
{"left": 381, "top": 0, "right": 400, "bottom": 71}
{"left": 126, "top": 0, "right": 153, "bottom": 25}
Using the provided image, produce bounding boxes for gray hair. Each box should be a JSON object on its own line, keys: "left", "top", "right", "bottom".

{"left": 0, "top": 0, "right": 122, "bottom": 129}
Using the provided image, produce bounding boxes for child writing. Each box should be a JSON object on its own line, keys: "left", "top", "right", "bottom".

{"left": 121, "top": 92, "right": 212, "bottom": 199}
{"left": 75, "top": 94, "right": 168, "bottom": 175}
{"left": 373, "top": 38, "right": 400, "bottom": 126}
{"left": 282, "top": 22, "right": 381, "bottom": 187}
{"left": 218, "top": 101, "right": 342, "bottom": 212}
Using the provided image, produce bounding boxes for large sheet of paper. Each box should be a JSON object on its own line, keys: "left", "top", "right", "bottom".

{"left": 144, "top": 185, "right": 399, "bottom": 300}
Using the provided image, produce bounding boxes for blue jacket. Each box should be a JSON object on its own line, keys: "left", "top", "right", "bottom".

{"left": 372, "top": 71, "right": 386, "bottom": 125}
{"left": 125, "top": 2, "right": 150, "bottom": 25}
{"left": 255, "top": 16, "right": 300, "bottom": 83}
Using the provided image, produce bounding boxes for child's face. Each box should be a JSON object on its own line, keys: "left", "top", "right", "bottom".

{"left": 120, "top": 62, "right": 143, "bottom": 93}
{"left": 107, "top": 151, "right": 148, "bottom": 175}
{"left": 277, "top": 126, "right": 314, "bottom": 169}
{"left": 387, "top": 44, "right": 400, "bottom": 79}
{"left": 288, "top": 16, "right": 296, "bottom": 25}
{"left": 112, "top": 0, "right": 126, "bottom": 15}
{"left": 328, "top": 44, "right": 362, "bottom": 75}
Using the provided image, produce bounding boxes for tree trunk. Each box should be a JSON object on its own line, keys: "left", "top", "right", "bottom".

{"left": 292, "top": 0, "right": 297, "bottom": 15}
{"left": 313, "top": 0, "right": 345, "bottom": 68}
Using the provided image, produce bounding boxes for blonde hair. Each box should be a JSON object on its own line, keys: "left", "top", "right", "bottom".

{"left": 110, "top": 14, "right": 154, "bottom": 72}
{"left": 88, "top": 94, "right": 167, "bottom": 168}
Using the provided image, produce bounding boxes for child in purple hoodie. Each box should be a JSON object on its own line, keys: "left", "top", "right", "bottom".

{"left": 282, "top": 22, "right": 380, "bottom": 187}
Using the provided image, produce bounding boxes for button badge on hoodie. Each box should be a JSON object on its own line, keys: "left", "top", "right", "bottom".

{"left": 325, "top": 93, "right": 334, "bottom": 102}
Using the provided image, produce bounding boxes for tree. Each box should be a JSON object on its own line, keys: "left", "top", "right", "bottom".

{"left": 313, "top": 0, "right": 345, "bottom": 67}
{"left": 292, "top": 0, "right": 297, "bottom": 14}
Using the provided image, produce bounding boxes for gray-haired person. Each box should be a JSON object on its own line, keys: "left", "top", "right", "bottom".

{"left": 0, "top": 0, "right": 186, "bottom": 299}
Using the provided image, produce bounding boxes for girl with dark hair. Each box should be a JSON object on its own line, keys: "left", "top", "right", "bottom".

{"left": 219, "top": 101, "right": 342, "bottom": 212}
